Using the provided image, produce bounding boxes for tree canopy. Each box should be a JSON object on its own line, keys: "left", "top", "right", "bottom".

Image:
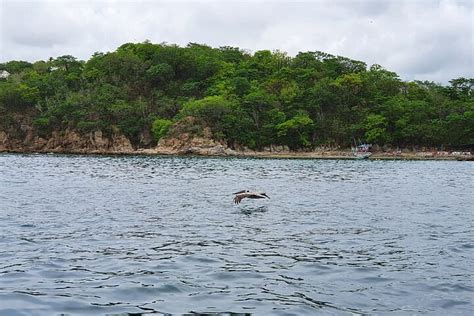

{"left": 1, "top": 42, "right": 472, "bottom": 149}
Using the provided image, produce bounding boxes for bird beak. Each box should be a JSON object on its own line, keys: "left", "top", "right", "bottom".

{"left": 233, "top": 190, "right": 246, "bottom": 194}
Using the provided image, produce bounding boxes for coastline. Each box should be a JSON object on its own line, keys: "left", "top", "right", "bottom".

{"left": 1, "top": 129, "right": 471, "bottom": 161}
{"left": 1, "top": 147, "right": 472, "bottom": 161}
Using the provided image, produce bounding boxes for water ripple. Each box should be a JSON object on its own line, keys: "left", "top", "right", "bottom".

{"left": 0, "top": 154, "right": 473, "bottom": 315}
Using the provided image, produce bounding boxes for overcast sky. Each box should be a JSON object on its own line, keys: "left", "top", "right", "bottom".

{"left": 0, "top": 0, "right": 472, "bottom": 83}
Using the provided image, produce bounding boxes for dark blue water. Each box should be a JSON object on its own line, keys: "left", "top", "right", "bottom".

{"left": 0, "top": 154, "right": 473, "bottom": 315}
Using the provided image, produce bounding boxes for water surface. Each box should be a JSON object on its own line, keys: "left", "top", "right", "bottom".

{"left": 0, "top": 154, "right": 473, "bottom": 315}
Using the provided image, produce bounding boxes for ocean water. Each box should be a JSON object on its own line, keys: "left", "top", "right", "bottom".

{"left": 0, "top": 154, "right": 473, "bottom": 315}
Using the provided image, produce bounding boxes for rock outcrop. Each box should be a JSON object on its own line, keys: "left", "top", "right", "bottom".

{"left": 155, "top": 135, "right": 235, "bottom": 156}
{"left": 136, "top": 116, "right": 236, "bottom": 156}
{"left": 0, "top": 114, "right": 235, "bottom": 156}
{"left": 0, "top": 128, "right": 134, "bottom": 154}
{"left": 1, "top": 116, "right": 469, "bottom": 160}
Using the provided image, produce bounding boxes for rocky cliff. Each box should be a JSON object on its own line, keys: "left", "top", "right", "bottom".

{"left": 0, "top": 116, "right": 236, "bottom": 156}
{"left": 0, "top": 128, "right": 134, "bottom": 154}
{"left": 2, "top": 115, "right": 469, "bottom": 160}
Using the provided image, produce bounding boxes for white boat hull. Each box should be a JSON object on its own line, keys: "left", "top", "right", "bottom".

{"left": 354, "top": 152, "right": 372, "bottom": 159}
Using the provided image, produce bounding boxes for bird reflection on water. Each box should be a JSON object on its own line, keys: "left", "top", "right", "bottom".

{"left": 238, "top": 205, "right": 268, "bottom": 215}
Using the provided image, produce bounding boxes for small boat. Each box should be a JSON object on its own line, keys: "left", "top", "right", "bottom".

{"left": 352, "top": 140, "right": 372, "bottom": 159}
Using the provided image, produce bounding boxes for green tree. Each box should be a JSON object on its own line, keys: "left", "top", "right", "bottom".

{"left": 276, "top": 113, "right": 314, "bottom": 149}
{"left": 364, "top": 114, "right": 389, "bottom": 144}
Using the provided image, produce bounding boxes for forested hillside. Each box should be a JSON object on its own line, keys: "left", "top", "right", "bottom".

{"left": 1, "top": 42, "right": 473, "bottom": 151}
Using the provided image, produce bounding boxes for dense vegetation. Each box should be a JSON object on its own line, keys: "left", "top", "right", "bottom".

{"left": 1, "top": 42, "right": 473, "bottom": 150}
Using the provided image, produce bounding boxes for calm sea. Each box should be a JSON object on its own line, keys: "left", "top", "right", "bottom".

{"left": 0, "top": 154, "right": 473, "bottom": 315}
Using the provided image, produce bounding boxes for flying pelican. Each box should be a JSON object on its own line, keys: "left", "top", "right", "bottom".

{"left": 233, "top": 190, "right": 270, "bottom": 204}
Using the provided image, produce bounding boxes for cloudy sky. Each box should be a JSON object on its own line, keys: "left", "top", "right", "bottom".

{"left": 0, "top": 0, "right": 472, "bottom": 83}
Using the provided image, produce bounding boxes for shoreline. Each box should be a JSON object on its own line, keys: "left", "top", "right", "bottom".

{"left": 1, "top": 127, "right": 471, "bottom": 161}
{"left": 1, "top": 148, "right": 472, "bottom": 161}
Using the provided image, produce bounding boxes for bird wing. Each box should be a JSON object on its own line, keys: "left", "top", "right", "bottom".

{"left": 233, "top": 190, "right": 247, "bottom": 195}
{"left": 233, "top": 193, "right": 246, "bottom": 204}
{"left": 247, "top": 193, "right": 265, "bottom": 199}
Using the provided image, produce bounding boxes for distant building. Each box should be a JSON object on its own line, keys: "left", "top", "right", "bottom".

{"left": 0, "top": 70, "right": 10, "bottom": 79}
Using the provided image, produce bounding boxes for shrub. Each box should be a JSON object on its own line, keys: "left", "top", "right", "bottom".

{"left": 151, "top": 118, "right": 173, "bottom": 142}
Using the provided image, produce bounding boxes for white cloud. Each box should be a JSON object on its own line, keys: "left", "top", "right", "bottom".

{"left": 0, "top": 0, "right": 472, "bottom": 83}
